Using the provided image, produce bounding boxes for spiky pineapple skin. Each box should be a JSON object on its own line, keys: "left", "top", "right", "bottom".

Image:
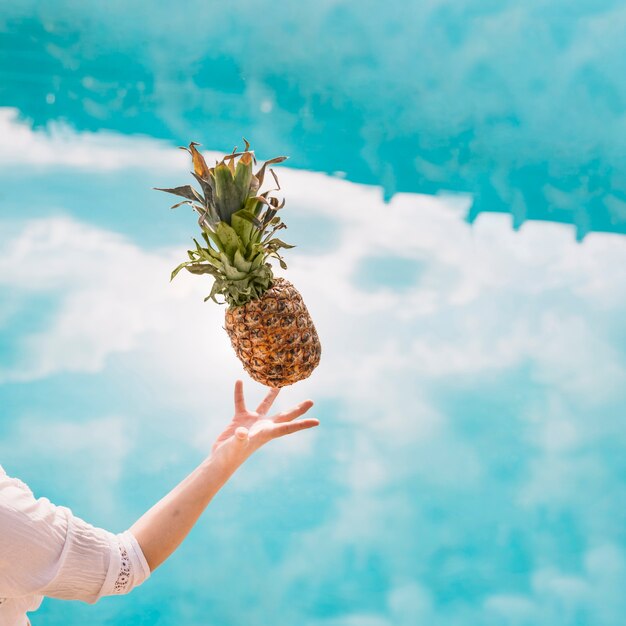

{"left": 224, "top": 278, "right": 321, "bottom": 387}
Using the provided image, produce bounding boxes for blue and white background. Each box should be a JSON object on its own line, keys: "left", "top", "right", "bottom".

{"left": 1, "top": 2, "right": 626, "bottom": 625}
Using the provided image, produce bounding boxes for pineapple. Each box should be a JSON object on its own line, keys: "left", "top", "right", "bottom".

{"left": 157, "top": 140, "right": 321, "bottom": 387}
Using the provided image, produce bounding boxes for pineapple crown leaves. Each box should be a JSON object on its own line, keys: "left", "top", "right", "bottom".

{"left": 155, "top": 139, "right": 287, "bottom": 229}
{"left": 156, "top": 140, "right": 296, "bottom": 308}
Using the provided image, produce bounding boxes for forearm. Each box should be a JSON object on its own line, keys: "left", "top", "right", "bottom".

{"left": 127, "top": 381, "right": 317, "bottom": 574}
{"left": 128, "top": 452, "right": 242, "bottom": 572}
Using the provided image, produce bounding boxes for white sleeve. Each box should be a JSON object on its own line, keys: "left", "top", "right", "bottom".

{"left": 0, "top": 473, "right": 151, "bottom": 604}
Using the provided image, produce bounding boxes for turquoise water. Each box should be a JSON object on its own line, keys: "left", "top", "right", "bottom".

{"left": 1, "top": 3, "right": 625, "bottom": 625}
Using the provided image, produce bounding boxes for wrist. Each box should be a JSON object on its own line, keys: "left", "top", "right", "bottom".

{"left": 204, "top": 443, "right": 250, "bottom": 480}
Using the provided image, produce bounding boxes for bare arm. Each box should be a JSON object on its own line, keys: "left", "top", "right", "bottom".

{"left": 128, "top": 380, "right": 318, "bottom": 572}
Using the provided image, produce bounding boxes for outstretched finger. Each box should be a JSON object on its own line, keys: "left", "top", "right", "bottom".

{"left": 271, "top": 418, "right": 320, "bottom": 438}
{"left": 273, "top": 400, "right": 314, "bottom": 423}
{"left": 234, "top": 380, "right": 247, "bottom": 414}
{"left": 256, "top": 387, "right": 281, "bottom": 415}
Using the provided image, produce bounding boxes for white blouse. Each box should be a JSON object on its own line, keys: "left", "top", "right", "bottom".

{"left": 0, "top": 464, "right": 151, "bottom": 626}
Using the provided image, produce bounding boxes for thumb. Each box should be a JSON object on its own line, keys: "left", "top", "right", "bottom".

{"left": 234, "top": 426, "right": 249, "bottom": 442}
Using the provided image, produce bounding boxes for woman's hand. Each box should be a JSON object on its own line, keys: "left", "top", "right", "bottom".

{"left": 129, "top": 380, "right": 319, "bottom": 572}
{"left": 210, "top": 380, "right": 319, "bottom": 468}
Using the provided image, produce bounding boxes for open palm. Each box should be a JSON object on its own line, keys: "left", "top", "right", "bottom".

{"left": 211, "top": 380, "right": 319, "bottom": 456}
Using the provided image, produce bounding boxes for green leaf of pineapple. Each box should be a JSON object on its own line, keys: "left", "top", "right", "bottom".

{"left": 214, "top": 163, "right": 242, "bottom": 223}
{"left": 230, "top": 212, "right": 254, "bottom": 248}
{"left": 250, "top": 253, "right": 264, "bottom": 270}
{"left": 190, "top": 171, "right": 214, "bottom": 206}
{"left": 255, "top": 156, "right": 288, "bottom": 188}
{"left": 233, "top": 208, "right": 262, "bottom": 230}
{"left": 155, "top": 185, "right": 202, "bottom": 203}
{"left": 171, "top": 260, "right": 193, "bottom": 281}
{"left": 199, "top": 235, "right": 222, "bottom": 260}
{"left": 203, "top": 227, "right": 226, "bottom": 253}
{"left": 266, "top": 238, "right": 295, "bottom": 249}
{"left": 195, "top": 204, "right": 221, "bottom": 230}
{"left": 185, "top": 263, "right": 221, "bottom": 276}
{"left": 243, "top": 195, "right": 262, "bottom": 217}
{"left": 216, "top": 221, "right": 243, "bottom": 259}
{"left": 204, "top": 279, "right": 226, "bottom": 304}
{"left": 233, "top": 249, "right": 253, "bottom": 273}
{"left": 234, "top": 152, "right": 253, "bottom": 207}
{"left": 219, "top": 252, "right": 249, "bottom": 280}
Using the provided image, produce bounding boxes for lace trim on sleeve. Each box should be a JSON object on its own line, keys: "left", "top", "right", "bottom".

{"left": 112, "top": 543, "right": 131, "bottom": 594}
